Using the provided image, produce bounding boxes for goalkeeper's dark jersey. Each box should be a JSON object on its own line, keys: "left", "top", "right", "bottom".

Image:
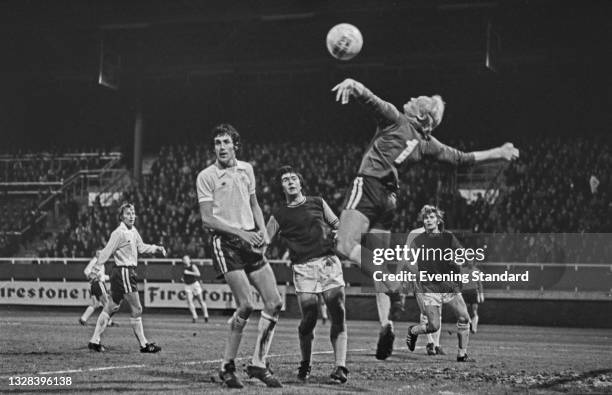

{"left": 355, "top": 88, "right": 476, "bottom": 190}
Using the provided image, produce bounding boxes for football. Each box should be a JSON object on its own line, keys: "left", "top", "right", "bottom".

{"left": 326, "top": 23, "right": 363, "bottom": 61}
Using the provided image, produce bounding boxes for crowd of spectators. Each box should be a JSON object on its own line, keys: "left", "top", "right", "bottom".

{"left": 0, "top": 197, "right": 43, "bottom": 232}
{"left": 35, "top": 136, "right": 612, "bottom": 261}
{"left": 0, "top": 153, "right": 118, "bottom": 182}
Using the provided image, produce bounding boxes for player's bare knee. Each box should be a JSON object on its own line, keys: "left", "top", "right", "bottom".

{"left": 299, "top": 315, "right": 317, "bottom": 335}
{"left": 237, "top": 303, "right": 253, "bottom": 319}
{"left": 457, "top": 315, "right": 470, "bottom": 326}
{"left": 264, "top": 299, "right": 282, "bottom": 316}
{"left": 130, "top": 305, "right": 143, "bottom": 318}
{"left": 426, "top": 320, "right": 440, "bottom": 333}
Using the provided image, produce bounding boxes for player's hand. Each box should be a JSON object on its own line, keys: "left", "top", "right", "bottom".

{"left": 261, "top": 230, "right": 271, "bottom": 247}
{"left": 332, "top": 78, "right": 363, "bottom": 104}
{"left": 240, "top": 230, "right": 264, "bottom": 247}
{"left": 157, "top": 246, "right": 167, "bottom": 257}
{"left": 477, "top": 291, "right": 485, "bottom": 303}
{"left": 499, "top": 142, "right": 519, "bottom": 161}
{"left": 260, "top": 243, "right": 268, "bottom": 259}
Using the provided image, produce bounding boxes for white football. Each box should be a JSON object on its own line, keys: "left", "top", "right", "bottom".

{"left": 326, "top": 23, "right": 363, "bottom": 61}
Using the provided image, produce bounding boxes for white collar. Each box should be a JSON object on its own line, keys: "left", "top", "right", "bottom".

{"left": 214, "top": 160, "right": 247, "bottom": 176}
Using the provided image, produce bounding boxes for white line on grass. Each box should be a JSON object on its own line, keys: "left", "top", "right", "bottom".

{"left": 30, "top": 346, "right": 417, "bottom": 377}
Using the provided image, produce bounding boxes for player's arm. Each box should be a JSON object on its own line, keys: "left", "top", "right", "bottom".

{"left": 199, "top": 201, "right": 262, "bottom": 246}
{"left": 472, "top": 143, "right": 519, "bottom": 162}
{"left": 83, "top": 256, "right": 98, "bottom": 278}
{"left": 266, "top": 215, "right": 280, "bottom": 242}
{"left": 247, "top": 164, "right": 269, "bottom": 246}
{"left": 250, "top": 193, "right": 269, "bottom": 245}
{"left": 135, "top": 229, "right": 166, "bottom": 256}
{"left": 184, "top": 265, "right": 201, "bottom": 277}
{"left": 321, "top": 198, "right": 340, "bottom": 230}
{"left": 422, "top": 137, "right": 519, "bottom": 166}
{"left": 97, "top": 230, "right": 121, "bottom": 265}
{"left": 449, "top": 233, "right": 466, "bottom": 273}
{"left": 332, "top": 78, "right": 401, "bottom": 125}
{"left": 476, "top": 266, "right": 485, "bottom": 302}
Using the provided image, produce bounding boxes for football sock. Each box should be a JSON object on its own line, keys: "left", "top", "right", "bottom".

{"left": 81, "top": 306, "right": 96, "bottom": 323}
{"left": 457, "top": 321, "right": 470, "bottom": 355}
{"left": 410, "top": 322, "right": 429, "bottom": 336}
{"left": 130, "top": 317, "right": 148, "bottom": 348}
{"left": 331, "top": 324, "right": 347, "bottom": 367}
{"left": 327, "top": 291, "right": 347, "bottom": 367}
{"left": 188, "top": 300, "right": 197, "bottom": 319}
{"left": 376, "top": 293, "right": 391, "bottom": 327}
{"left": 201, "top": 302, "right": 209, "bottom": 319}
{"left": 432, "top": 315, "right": 442, "bottom": 346}
{"left": 90, "top": 311, "right": 110, "bottom": 344}
{"left": 298, "top": 300, "right": 318, "bottom": 364}
{"left": 223, "top": 312, "right": 248, "bottom": 367}
{"left": 299, "top": 329, "right": 314, "bottom": 365}
{"left": 421, "top": 313, "right": 435, "bottom": 344}
{"left": 252, "top": 312, "right": 278, "bottom": 368}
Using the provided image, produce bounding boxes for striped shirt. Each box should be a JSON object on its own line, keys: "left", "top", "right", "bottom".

{"left": 97, "top": 222, "right": 158, "bottom": 267}
{"left": 196, "top": 160, "right": 256, "bottom": 230}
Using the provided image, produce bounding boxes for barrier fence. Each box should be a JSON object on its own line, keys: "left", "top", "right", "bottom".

{"left": 1, "top": 257, "right": 610, "bottom": 304}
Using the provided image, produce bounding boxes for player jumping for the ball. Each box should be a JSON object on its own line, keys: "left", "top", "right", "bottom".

{"left": 331, "top": 78, "right": 519, "bottom": 359}
{"left": 198, "top": 124, "right": 283, "bottom": 389}
{"left": 266, "top": 165, "right": 348, "bottom": 383}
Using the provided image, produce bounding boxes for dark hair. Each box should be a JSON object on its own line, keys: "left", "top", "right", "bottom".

{"left": 275, "top": 165, "right": 305, "bottom": 197}
{"left": 211, "top": 123, "right": 241, "bottom": 153}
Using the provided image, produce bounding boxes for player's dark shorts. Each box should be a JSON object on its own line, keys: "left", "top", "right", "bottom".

{"left": 342, "top": 175, "right": 397, "bottom": 230}
{"left": 110, "top": 266, "right": 138, "bottom": 304}
{"left": 211, "top": 233, "right": 266, "bottom": 276}
{"left": 90, "top": 280, "right": 107, "bottom": 300}
{"left": 462, "top": 288, "right": 479, "bottom": 304}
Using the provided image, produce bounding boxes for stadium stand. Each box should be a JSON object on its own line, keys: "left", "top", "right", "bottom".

{"left": 29, "top": 136, "right": 611, "bottom": 261}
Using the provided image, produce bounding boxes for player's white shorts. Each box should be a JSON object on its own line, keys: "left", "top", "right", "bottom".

{"left": 292, "top": 255, "right": 345, "bottom": 293}
{"left": 184, "top": 281, "right": 202, "bottom": 297}
{"left": 416, "top": 292, "right": 460, "bottom": 307}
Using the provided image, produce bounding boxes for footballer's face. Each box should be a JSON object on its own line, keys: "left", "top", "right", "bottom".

{"left": 281, "top": 172, "right": 302, "bottom": 199}
{"left": 423, "top": 212, "right": 440, "bottom": 232}
{"left": 214, "top": 133, "right": 237, "bottom": 166}
{"left": 403, "top": 95, "right": 444, "bottom": 132}
{"left": 121, "top": 207, "right": 136, "bottom": 229}
{"left": 182, "top": 256, "right": 191, "bottom": 266}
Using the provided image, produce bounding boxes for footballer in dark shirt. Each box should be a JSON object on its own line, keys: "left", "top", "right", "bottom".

{"left": 406, "top": 205, "right": 473, "bottom": 362}
{"left": 266, "top": 165, "right": 348, "bottom": 383}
